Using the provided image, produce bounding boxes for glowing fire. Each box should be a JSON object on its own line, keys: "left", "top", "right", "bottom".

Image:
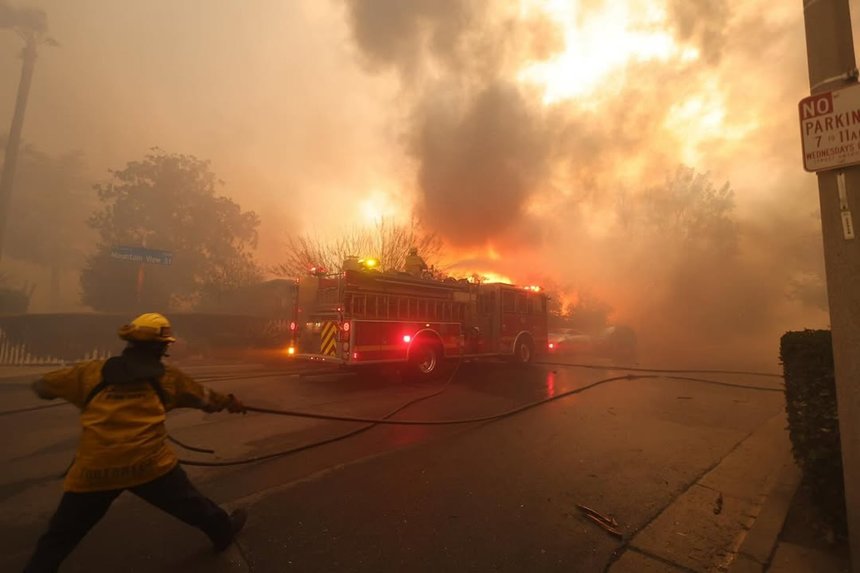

{"left": 358, "top": 190, "right": 403, "bottom": 225}
{"left": 468, "top": 271, "right": 515, "bottom": 285}
{"left": 517, "top": 0, "right": 700, "bottom": 104}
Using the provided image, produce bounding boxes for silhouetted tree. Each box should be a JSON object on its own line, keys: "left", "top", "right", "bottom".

{"left": 0, "top": 0, "right": 57, "bottom": 262}
{"left": 565, "top": 290, "right": 612, "bottom": 331}
{"left": 0, "top": 271, "right": 34, "bottom": 313}
{"left": 611, "top": 165, "right": 751, "bottom": 348}
{"left": 542, "top": 286, "right": 612, "bottom": 331}
{"left": 2, "top": 142, "right": 94, "bottom": 308}
{"left": 274, "top": 218, "right": 441, "bottom": 278}
{"left": 617, "top": 165, "right": 737, "bottom": 257}
{"left": 80, "top": 151, "right": 260, "bottom": 312}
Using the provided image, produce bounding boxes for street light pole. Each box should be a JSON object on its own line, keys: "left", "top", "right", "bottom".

{"left": 801, "top": 1, "right": 860, "bottom": 570}
{"left": 0, "top": 34, "right": 38, "bottom": 262}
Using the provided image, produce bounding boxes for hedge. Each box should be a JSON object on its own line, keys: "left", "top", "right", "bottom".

{"left": 780, "top": 329, "right": 846, "bottom": 538}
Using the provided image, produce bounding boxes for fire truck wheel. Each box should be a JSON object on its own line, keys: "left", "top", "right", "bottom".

{"left": 410, "top": 341, "right": 443, "bottom": 379}
{"left": 513, "top": 337, "right": 534, "bottom": 364}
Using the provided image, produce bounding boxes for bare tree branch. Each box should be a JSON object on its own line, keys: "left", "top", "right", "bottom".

{"left": 273, "top": 218, "right": 442, "bottom": 278}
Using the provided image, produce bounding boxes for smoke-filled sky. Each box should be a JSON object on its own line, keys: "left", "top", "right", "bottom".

{"left": 1, "top": 0, "right": 852, "bottom": 367}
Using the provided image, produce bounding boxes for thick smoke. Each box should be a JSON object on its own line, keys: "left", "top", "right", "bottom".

{"left": 344, "top": 0, "right": 563, "bottom": 247}
{"left": 0, "top": 1, "right": 828, "bottom": 368}
{"left": 342, "top": 0, "right": 737, "bottom": 247}
{"left": 345, "top": 0, "right": 477, "bottom": 76}
{"left": 666, "top": 0, "right": 729, "bottom": 64}
{"left": 0, "top": 0, "right": 47, "bottom": 34}
{"left": 342, "top": 0, "right": 827, "bottom": 369}
{"left": 414, "top": 82, "right": 551, "bottom": 244}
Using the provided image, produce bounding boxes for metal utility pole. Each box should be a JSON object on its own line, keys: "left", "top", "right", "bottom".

{"left": 0, "top": 35, "right": 38, "bottom": 262}
{"left": 802, "top": 0, "right": 860, "bottom": 570}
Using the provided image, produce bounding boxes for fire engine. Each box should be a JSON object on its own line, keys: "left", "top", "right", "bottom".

{"left": 287, "top": 257, "right": 548, "bottom": 378}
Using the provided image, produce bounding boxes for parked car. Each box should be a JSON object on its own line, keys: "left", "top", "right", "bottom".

{"left": 548, "top": 325, "right": 637, "bottom": 363}
{"left": 548, "top": 329, "right": 593, "bottom": 353}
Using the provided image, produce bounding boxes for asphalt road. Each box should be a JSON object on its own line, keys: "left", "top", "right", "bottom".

{"left": 0, "top": 357, "right": 784, "bottom": 572}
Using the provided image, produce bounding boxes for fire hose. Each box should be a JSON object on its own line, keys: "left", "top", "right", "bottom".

{"left": 175, "top": 366, "right": 783, "bottom": 468}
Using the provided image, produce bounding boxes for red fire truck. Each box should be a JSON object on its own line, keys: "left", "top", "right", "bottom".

{"left": 287, "top": 262, "right": 548, "bottom": 378}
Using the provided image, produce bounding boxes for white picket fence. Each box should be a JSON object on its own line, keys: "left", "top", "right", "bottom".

{"left": 0, "top": 328, "right": 111, "bottom": 366}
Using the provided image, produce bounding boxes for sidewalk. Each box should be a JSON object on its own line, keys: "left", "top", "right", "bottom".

{"left": 765, "top": 482, "right": 850, "bottom": 573}
{"left": 608, "top": 411, "right": 850, "bottom": 572}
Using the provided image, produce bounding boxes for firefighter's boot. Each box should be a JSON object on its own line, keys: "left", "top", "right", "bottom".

{"left": 214, "top": 509, "right": 248, "bottom": 552}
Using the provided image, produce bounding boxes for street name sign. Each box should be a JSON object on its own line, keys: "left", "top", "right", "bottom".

{"left": 799, "top": 82, "right": 860, "bottom": 172}
{"left": 110, "top": 246, "right": 173, "bottom": 265}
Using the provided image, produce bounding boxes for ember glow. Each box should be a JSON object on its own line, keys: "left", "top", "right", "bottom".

{"left": 518, "top": 0, "right": 700, "bottom": 104}
{"left": 473, "top": 272, "right": 515, "bottom": 285}
{"left": 358, "top": 191, "right": 402, "bottom": 225}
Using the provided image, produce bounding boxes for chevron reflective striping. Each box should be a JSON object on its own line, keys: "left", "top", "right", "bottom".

{"left": 320, "top": 321, "right": 338, "bottom": 356}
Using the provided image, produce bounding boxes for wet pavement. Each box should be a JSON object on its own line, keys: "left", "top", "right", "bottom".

{"left": 0, "top": 358, "right": 787, "bottom": 571}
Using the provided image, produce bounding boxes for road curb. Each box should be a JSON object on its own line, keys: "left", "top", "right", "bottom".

{"left": 609, "top": 412, "right": 794, "bottom": 573}
{"left": 728, "top": 459, "right": 802, "bottom": 573}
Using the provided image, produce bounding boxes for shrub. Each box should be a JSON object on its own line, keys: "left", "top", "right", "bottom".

{"left": 0, "top": 285, "right": 30, "bottom": 315}
{"left": 780, "top": 329, "right": 846, "bottom": 539}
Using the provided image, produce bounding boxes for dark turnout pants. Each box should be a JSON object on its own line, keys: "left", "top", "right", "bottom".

{"left": 24, "top": 464, "right": 231, "bottom": 573}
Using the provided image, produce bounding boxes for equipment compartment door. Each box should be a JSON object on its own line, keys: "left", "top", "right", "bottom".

{"left": 471, "top": 287, "right": 498, "bottom": 354}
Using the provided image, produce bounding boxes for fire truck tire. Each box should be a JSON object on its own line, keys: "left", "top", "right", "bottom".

{"left": 513, "top": 337, "right": 534, "bottom": 364}
{"left": 409, "top": 340, "right": 444, "bottom": 380}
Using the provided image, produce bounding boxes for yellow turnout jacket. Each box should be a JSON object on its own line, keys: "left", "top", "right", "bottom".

{"left": 34, "top": 358, "right": 232, "bottom": 492}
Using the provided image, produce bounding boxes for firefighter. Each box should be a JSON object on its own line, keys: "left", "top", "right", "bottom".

{"left": 404, "top": 247, "right": 427, "bottom": 277}
{"left": 342, "top": 256, "right": 362, "bottom": 271}
{"left": 23, "top": 313, "right": 247, "bottom": 573}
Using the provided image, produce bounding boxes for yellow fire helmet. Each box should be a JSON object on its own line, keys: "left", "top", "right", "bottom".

{"left": 117, "top": 312, "right": 177, "bottom": 343}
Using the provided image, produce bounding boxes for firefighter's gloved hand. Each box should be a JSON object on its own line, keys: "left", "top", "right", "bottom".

{"left": 226, "top": 394, "right": 246, "bottom": 414}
